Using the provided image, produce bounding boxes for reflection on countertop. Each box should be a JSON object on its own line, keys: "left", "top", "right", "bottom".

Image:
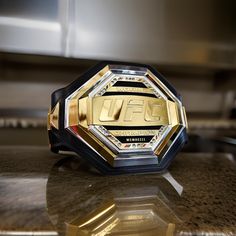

{"left": 0, "top": 146, "right": 236, "bottom": 235}
{"left": 47, "top": 158, "right": 183, "bottom": 236}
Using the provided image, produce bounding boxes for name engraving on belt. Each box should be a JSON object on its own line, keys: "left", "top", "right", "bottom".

{"left": 126, "top": 137, "right": 146, "bottom": 142}
{"left": 110, "top": 130, "right": 159, "bottom": 136}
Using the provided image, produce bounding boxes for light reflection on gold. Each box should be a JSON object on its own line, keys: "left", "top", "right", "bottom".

{"left": 77, "top": 203, "right": 116, "bottom": 228}
{"left": 66, "top": 194, "right": 180, "bottom": 236}
{"left": 47, "top": 102, "right": 59, "bottom": 130}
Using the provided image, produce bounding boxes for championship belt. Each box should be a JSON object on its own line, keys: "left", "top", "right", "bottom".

{"left": 48, "top": 62, "right": 188, "bottom": 174}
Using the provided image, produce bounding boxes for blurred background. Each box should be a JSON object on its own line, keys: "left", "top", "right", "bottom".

{"left": 0, "top": 0, "right": 236, "bottom": 147}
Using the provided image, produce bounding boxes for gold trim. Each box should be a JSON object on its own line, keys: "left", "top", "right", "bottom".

{"left": 71, "top": 65, "right": 110, "bottom": 101}
{"left": 155, "top": 125, "right": 179, "bottom": 155}
{"left": 154, "top": 101, "right": 180, "bottom": 156}
{"left": 48, "top": 102, "right": 59, "bottom": 130}
{"left": 66, "top": 65, "right": 117, "bottom": 164}
{"left": 167, "top": 100, "right": 179, "bottom": 126}
{"left": 47, "top": 110, "right": 51, "bottom": 130}
{"left": 68, "top": 99, "right": 79, "bottom": 127}
{"left": 74, "top": 125, "right": 116, "bottom": 165}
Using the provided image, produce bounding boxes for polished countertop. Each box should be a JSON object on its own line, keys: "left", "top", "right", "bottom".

{"left": 0, "top": 145, "right": 236, "bottom": 236}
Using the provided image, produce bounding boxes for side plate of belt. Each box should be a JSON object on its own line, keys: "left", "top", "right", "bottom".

{"left": 48, "top": 61, "right": 188, "bottom": 175}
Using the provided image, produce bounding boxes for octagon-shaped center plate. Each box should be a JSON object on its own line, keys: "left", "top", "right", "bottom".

{"left": 64, "top": 64, "right": 187, "bottom": 168}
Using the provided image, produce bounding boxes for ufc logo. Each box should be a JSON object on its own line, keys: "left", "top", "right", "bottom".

{"left": 99, "top": 98, "right": 166, "bottom": 123}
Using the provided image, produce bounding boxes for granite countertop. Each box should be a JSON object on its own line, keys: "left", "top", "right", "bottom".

{"left": 0, "top": 146, "right": 236, "bottom": 236}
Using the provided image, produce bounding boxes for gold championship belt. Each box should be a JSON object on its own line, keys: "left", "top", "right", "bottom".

{"left": 48, "top": 62, "right": 188, "bottom": 174}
